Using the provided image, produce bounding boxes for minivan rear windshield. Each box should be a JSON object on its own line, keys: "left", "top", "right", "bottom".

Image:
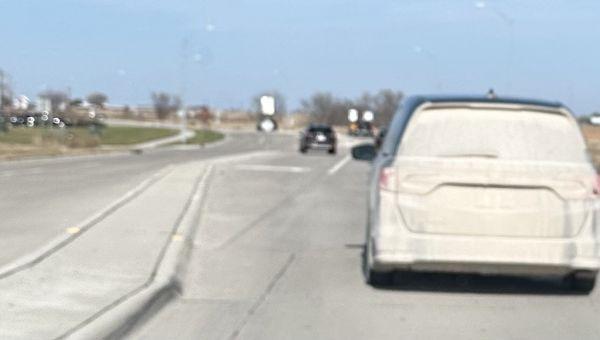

{"left": 398, "top": 107, "right": 587, "bottom": 163}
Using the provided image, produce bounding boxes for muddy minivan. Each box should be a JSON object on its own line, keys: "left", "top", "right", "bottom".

{"left": 352, "top": 96, "right": 600, "bottom": 292}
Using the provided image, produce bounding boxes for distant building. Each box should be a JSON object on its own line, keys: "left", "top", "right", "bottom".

{"left": 13, "top": 95, "right": 31, "bottom": 110}
{"left": 37, "top": 97, "right": 52, "bottom": 112}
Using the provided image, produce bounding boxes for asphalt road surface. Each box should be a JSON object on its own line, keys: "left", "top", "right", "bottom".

{"left": 2, "top": 132, "right": 600, "bottom": 339}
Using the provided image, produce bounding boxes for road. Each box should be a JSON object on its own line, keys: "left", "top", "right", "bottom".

{"left": 0, "top": 132, "right": 281, "bottom": 268}
{"left": 1, "top": 132, "right": 600, "bottom": 339}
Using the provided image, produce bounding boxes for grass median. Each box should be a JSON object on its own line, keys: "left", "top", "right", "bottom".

{"left": 0, "top": 126, "right": 179, "bottom": 159}
{"left": 0, "top": 126, "right": 178, "bottom": 146}
{"left": 98, "top": 126, "right": 178, "bottom": 145}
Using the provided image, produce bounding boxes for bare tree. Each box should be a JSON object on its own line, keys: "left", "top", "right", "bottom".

{"left": 197, "top": 106, "right": 214, "bottom": 128}
{"left": 0, "top": 69, "right": 13, "bottom": 110}
{"left": 122, "top": 105, "right": 133, "bottom": 118}
{"left": 301, "top": 92, "right": 353, "bottom": 125}
{"left": 0, "top": 90, "right": 13, "bottom": 110}
{"left": 151, "top": 92, "right": 181, "bottom": 120}
{"left": 355, "top": 92, "right": 374, "bottom": 112}
{"left": 300, "top": 89, "right": 403, "bottom": 126}
{"left": 70, "top": 98, "right": 83, "bottom": 107}
{"left": 86, "top": 92, "right": 109, "bottom": 108}
{"left": 39, "top": 90, "right": 70, "bottom": 113}
{"left": 372, "top": 89, "right": 403, "bottom": 126}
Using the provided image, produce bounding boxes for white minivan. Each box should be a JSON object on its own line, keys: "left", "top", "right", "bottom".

{"left": 352, "top": 96, "right": 600, "bottom": 293}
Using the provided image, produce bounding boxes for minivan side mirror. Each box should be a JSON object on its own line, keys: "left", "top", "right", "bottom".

{"left": 351, "top": 143, "right": 377, "bottom": 161}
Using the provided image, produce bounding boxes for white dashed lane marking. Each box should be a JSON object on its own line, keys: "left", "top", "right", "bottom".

{"left": 327, "top": 155, "right": 351, "bottom": 175}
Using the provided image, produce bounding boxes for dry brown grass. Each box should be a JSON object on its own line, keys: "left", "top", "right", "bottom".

{"left": 0, "top": 143, "right": 111, "bottom": 161}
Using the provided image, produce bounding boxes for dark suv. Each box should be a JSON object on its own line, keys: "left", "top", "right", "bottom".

{"left": 299, "top": 124, "right": 337, "bottom": 154}
{"left": 349, "top": 121, "right": 374, "bottom": 137}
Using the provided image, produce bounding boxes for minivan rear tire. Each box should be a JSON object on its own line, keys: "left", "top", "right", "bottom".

{"left": 366, "top": 269, "right": 394, "bottom": 286}
{"left": 363, "top": 241, "right": 394, "bottom": 286}
{"left": 566, "top": 271, "right": 597, "bottom": 294}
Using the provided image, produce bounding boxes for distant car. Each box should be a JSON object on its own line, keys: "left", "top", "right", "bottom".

{"left": 353, "top": 95, "right": 600, "bottom": 293}
{"left": 300, "top": 124, "right": 337, "bottom": 154}
{"left": 349, "top": 121, "right": 374, "bottom": 137}
{"left": 374, "top": 127, "right": 387, "bottom": 150}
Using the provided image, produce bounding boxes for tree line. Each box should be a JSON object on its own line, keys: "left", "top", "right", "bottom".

{"left": 148, "top": 89, "right": 403, "bottom": 126}
{"left": 1, "top": 66, "right": 403, "bottom": 126}
{"left": 299, "top": 89, "right": 403, "bottom": 126}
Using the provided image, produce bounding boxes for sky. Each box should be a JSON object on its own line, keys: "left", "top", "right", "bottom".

{"left": 1, "top": 0, "right": 599, "bottom": 114}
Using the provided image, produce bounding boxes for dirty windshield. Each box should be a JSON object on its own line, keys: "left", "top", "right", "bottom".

{"left": 1, "top": 1, "right": 600, "bottom": 340}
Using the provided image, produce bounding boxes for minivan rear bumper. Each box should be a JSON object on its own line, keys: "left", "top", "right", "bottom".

{"left": 371, "top": 234, "right": 600, "bottom": 276}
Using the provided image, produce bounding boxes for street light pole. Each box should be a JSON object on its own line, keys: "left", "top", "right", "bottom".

{"left": 0, "top": 69, "right": 4, "bottom": 110}
{"left": 179, "top": 37, "right": 190, "bottom": 144}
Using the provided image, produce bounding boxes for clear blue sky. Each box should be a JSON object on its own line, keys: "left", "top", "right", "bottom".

{"left": 1, "top": 0, "right": 599, "bottom": 113}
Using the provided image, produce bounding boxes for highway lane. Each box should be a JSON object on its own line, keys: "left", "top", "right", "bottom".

{"left": 0, "top": 132, "right": 292, "bottom": 268}
{"left": 127, "top": 137, "right": 600, "bottom": 340}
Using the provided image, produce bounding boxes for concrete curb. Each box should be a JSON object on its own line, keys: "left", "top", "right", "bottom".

{"left": 130, "top": 129, "right": 196, "bottom": 153}
{"left": 61, "top": 151, "right": 282, "bottom": 339}
{"left": 157, "top": 131, "right": 230, "bottom": 152}
{"left": 61, "top": 164, "right": 214, "bottom": 340}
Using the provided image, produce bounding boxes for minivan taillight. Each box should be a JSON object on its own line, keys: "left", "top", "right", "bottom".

{"left": 379, "top": 167, "right": 397, "bottom": 192}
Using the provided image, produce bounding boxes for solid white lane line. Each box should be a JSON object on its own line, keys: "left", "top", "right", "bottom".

{"left": 327, "top": 155, "right": 351, "bottom": 175}
{"left": 235, "top": 164, "right": 310, "bottom": 173}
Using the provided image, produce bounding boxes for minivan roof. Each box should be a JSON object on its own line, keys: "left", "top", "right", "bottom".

{"left": 406, "top": 95, "right": 564, "bottom": 111}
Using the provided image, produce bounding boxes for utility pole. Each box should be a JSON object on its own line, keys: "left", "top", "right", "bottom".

{"left": 0, "top": 69, "right": 4, "bottom": 110}
{"left": 179, "top": 37, "right": 190, "bottom": 144}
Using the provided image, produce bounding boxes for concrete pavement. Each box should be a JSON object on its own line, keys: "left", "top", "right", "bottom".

{"left": 127, "top": 138, "right": 600, "bottom": 340}
{"left": 1, "top": 131, "right": 600, "bottom": 339}
{"left": 0, "top": 132, "right": 289, "bottom": 269}
{"left": 0, "top": 161, "right": 210, "bottom": 339}
{"left": 0, "top": 142, "right": 285, "bottom": 339}
{"left": 131, "top": 129, "right": 195, "bottom": 151}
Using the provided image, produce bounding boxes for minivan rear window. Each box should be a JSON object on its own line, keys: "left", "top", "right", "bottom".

{"left": 398, "top": 107, "right": 587, "bottom": 163}
{"left": 309, "top": 127, "right": 332, "bottom": 133}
